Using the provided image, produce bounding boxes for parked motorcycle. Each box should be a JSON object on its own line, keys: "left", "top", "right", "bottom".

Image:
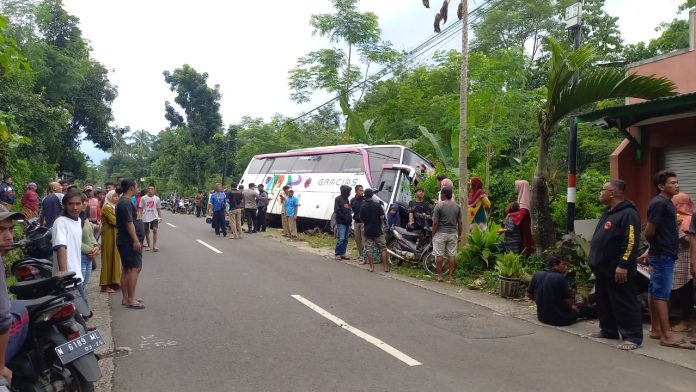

{"left": 8, "top": 276, "right": 103, "bottom": 391}
{"left": 386, "top": 213, "right": 447, "bottom": 277}
{"left": 11, "top": 221, "right": 91, "bottom": 322}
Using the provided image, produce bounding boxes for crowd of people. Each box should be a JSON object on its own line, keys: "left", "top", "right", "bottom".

{"left": 527, "top": 171, "right": 696, "bottom": 351}
{"left": 2, "top": 177, "right": 162, "bottom": 313}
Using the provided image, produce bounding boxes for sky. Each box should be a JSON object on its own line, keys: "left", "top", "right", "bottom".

{"left": 63, "top": 0, "right": 690, "bottom": 163}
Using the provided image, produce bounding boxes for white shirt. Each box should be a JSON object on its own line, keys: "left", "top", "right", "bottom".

{"left": 139, "top": 195, "right": 161, "bottom": 223}
{"left": 51, "top": 216, "right": 83, "bottom": 282}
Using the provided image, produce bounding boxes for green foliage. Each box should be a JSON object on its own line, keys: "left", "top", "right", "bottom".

{"left": 495, "top": 252, "right": 524, "bottom": 278}
{"left": 545, "top": 233, "right": 593, "bottom": 289}
{"left": 458, "top": 223, "right": 502, "bottom": 273}
{"left": 521, "top": 253, "right": 544, "bottom": 274}
{"left": 622, "top": 18, "right": 691, "bottom": 63}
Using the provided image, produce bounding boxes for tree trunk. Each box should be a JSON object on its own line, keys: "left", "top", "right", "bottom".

{"left": 530, "top": 127, "right": 556, "bottom": 253}
{"left": 459, "top": 0, "right": 470, "bottom": 246}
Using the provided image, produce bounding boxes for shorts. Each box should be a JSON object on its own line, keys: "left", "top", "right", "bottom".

{"left": 648, "top": 255, "right": 675, "bottom": 301}
{"left": 364, "top": 235, "right": 387, "bottom": 252}
{"left": 144, "top": 220, "right": 159, "bottom": 230}
{"left": 433, "top": 232, "right": 458, "bottom": 257}
{"left": 117, "top": 242, "right": 143, "bottom": 269}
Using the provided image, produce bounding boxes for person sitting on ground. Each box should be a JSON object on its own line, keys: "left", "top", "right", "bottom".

{"left": 527, "top": 252, "right": 596, "bottom": 327}
{"left": 499, "top": 202, "right": 522, "bottom": 254}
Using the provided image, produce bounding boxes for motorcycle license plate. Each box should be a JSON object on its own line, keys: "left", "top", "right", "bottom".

{"left": 55, "top": 330, "right": 105, "bottom": 364}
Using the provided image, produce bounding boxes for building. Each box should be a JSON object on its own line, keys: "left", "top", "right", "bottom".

{"left": 580, "top": 9, "right": 696, "bottom": 220}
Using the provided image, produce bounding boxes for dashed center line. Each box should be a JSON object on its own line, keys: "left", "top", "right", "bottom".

{"left": 166, "top": 222, "right": 177, "bottom": 228}
{"left": 196, "top": 239, "right": 222, "bottom": 254}
{"left": 291, "top": 294, "right": 422, "bottom": 367}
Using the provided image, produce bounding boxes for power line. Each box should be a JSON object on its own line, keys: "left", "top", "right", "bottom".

{"left": 287, "top": 0, "right": 500, "bottom": 123}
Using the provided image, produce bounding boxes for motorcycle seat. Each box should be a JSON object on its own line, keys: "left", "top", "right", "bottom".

{"left": 15, "top": 295, "right": 60, "bottom": 312}
{"left": 10, "top": 276, "right": 60, "bottom": 298}
{"left": 393, "top": 226, "right": 420, "bottom": 241}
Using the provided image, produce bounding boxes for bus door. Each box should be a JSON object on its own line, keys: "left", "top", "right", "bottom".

{"left": 376, "top": 164, "right": 416, "bottom": 222}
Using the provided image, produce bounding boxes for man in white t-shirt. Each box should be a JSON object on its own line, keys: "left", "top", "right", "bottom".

{"left": 52, "top": 189, "right": 85, "bottom": 286}
{"left": 138, "top": 184, "right": 162, "bottom": 252}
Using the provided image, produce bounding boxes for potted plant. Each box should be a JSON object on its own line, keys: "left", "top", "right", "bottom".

{"left": 495, "top": 252, "right": 524, "bottom": 298}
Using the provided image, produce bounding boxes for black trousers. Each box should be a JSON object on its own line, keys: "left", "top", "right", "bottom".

{"left": 195, "top": 205, "right": 202, "bottom": 218}
{"left": 671, "top": 279, "right": 694, "bottom": 322}
{"left": 594, "top": 273, "right": 643, "bottom": 344}
{"left": 244, "top": 208, "right": 257, "bottom": 232}
{"left": 212, "top": 210, "right": 227, "bottom": 236}
{"left": 256, "top": 207, "right": 267, "bottom": 231}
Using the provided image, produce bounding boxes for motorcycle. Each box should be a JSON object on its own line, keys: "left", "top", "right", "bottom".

{"left": 8, "top": 276, "right": 103, "bottom": 391}
{"left": 386, "top": 213, "right": 448, "bottom": 277}
{"left": 11, "top": 221, "right": 91, "bottom": 322}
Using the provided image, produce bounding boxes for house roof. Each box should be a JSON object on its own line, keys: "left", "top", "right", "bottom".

{"left": 578, "top": 92, "right": 696, "bottom": 129}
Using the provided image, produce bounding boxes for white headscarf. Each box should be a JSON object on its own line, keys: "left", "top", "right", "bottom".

{"left": 104, "top": 190, "right": 117, "bottom": 210}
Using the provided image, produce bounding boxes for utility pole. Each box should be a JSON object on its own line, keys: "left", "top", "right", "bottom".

{"left": 459, "top": 0, "right": 470, "bottom": 245}
{"left": 565, "top": 0, "right": 582, "bottom": 233}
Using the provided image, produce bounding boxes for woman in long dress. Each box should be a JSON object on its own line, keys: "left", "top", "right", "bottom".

{"left": 99, "top": 190, "right": 121, "bottom": 293}
{"left": 508, "top": 180, "right": 535, "bottom": 256}
{"left": 467, "top": 177, "right": 491, "bottom": 230}
{"left": 670, "top": 192, "right": 693, "bottom": 332}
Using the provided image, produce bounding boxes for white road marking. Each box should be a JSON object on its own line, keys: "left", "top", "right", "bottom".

{"left": 291, "top": 294, "right": 422, "bottom": 367}
{"left": 166, "top": 223, "right": 177, "bottom": 228}
{"left": 196, "top": 239, "right": 222, "bottom": 254}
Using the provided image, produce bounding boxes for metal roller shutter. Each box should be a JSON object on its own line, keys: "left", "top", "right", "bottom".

{"left": 664, "top": 145, "right": 696, "bottom": 200}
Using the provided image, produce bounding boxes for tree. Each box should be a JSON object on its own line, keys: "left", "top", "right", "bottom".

{"left": 622, "top": 19, "right": 690, "bottom": 63}
{"left": 678, "top": 0, "right": 696, "bottom": 11}
{"left": 531, "top": 38, "right": 676, "bottom": 251}
{"left": 288, "top": 0, "right": 400, "bottom": 141}
{"left": 163, "top": 64, "right": 224, "bottom": 188}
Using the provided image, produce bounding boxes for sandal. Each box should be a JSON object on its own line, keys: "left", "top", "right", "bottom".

{"left": 153, "top": 248, "right": 160, "bottom": 252}
{"left": 670, "top": 324, "right": 692, "bottom": 333}
{"left": 587, "top": 331, "right": 618, "bottom": 339}
{"left": 617, "top": 341, "right": 640, "bottom": 350}
{"left": 125, "top": 303, "right": 146, "bottom": 309}
{"left": 660, "top": 339, "right": 695, "bottom": 350}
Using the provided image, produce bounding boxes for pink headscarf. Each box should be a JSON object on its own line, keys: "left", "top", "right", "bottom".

{"left": 515, "top": 180, "right": 531, "bottom": 211}
{"left": 672, "top": 193, "right": 693, "bottom": 233}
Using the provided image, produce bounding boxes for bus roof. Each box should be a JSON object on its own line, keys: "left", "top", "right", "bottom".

{"left": 253, "top": 144, "right": 407, "bottom": 159}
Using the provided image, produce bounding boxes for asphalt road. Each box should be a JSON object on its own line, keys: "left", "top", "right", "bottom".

{"left": 111, "top": 212, "right": 696, "bottom": 392}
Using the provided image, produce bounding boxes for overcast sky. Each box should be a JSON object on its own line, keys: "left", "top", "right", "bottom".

{"left": 63, "top": 0, "right": 689, "bottom": 162}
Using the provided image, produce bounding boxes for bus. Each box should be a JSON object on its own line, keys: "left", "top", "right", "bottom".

{"left": 238, "top": 144, "right": 434, "bottom": 228}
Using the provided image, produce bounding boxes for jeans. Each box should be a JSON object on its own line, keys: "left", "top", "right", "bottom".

{"left": 80, "top": 254, "right": 92, "bottom": 305}
{"left": 256, "top": 207, "right": 267, "bottom": 231}
{"left": 245, "top": 208, "right": 257, "bottom": 232}
{"left": 213, "top": 209, "right": 227, "bottom": 236}
{"left": 195, "top": 205, "right": 202, "bottom": 218}
{"left": 335, "top": 223, "right": 349, "bottom": 256}
{"left": 648, "top": 255, "right": 675, "bottom": 301}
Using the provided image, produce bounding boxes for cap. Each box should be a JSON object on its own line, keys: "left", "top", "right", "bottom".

{"left": 0, "top": 205, "right": 24, "bottom": 221}
{"left": 84, "top": 185, "right": 94, "bottom": 191}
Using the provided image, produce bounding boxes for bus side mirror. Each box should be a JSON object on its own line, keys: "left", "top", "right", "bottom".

{"left": 379, "top": 181, "right": 385, "bottom": 191}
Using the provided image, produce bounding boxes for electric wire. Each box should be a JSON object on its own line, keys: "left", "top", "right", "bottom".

{"left": 287, "top": 0, "right": 500, "bottom": 123}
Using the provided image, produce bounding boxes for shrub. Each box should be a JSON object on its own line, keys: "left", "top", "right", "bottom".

{"left": 495, "top": 252, "right": 524, "bottom": 278}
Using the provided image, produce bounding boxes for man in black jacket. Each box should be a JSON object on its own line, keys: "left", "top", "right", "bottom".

{"left": 350, "top": 185, "right": 366, "bottom": 263}
{"left": 587, "top": 179, "right": 643, "bottom": 350}
{"left": 334, "top": 185, "right": 352, "bottom": 260}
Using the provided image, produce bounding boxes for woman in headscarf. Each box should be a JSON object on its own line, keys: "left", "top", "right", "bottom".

{"left": 467, "top": 177, "right": 491, "bottom": 229}
{"left": 21, "top": 182, "right": 39, "bottom": 220}
{"left": 99, "top": 190, "right": 121, "bottom": 293}
{"left": 670, "top": 192, "right": 693, "bottom": 332}
{"left": 508, "top": 180, "right": 535, "bottom": 256}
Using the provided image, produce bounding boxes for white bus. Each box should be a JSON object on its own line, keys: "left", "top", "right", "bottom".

{"left": 238, "top": 144, "right": 434, "bottom": 228}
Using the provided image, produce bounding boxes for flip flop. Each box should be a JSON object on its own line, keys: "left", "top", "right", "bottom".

{"left": 153, "top": 248, "right": 160, "bottom": 252}
{"left": 587, "top": 331, "right": 619, "bottom": 339}
{"left": 617, "top": 341, "right": 640, "bottom": 350}
{"left": 659, "top": 339, "right": 695, "bottom": 350}
{"left": 125, "top": 303, "right": 145, "bottom": 309}
{"left": 671, "top": 325, "right": 692, "bottom": 333}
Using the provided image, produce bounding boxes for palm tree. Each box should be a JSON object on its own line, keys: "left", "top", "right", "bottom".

{"left": 531, "top": 38, "right": 676, "bottom": 252}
